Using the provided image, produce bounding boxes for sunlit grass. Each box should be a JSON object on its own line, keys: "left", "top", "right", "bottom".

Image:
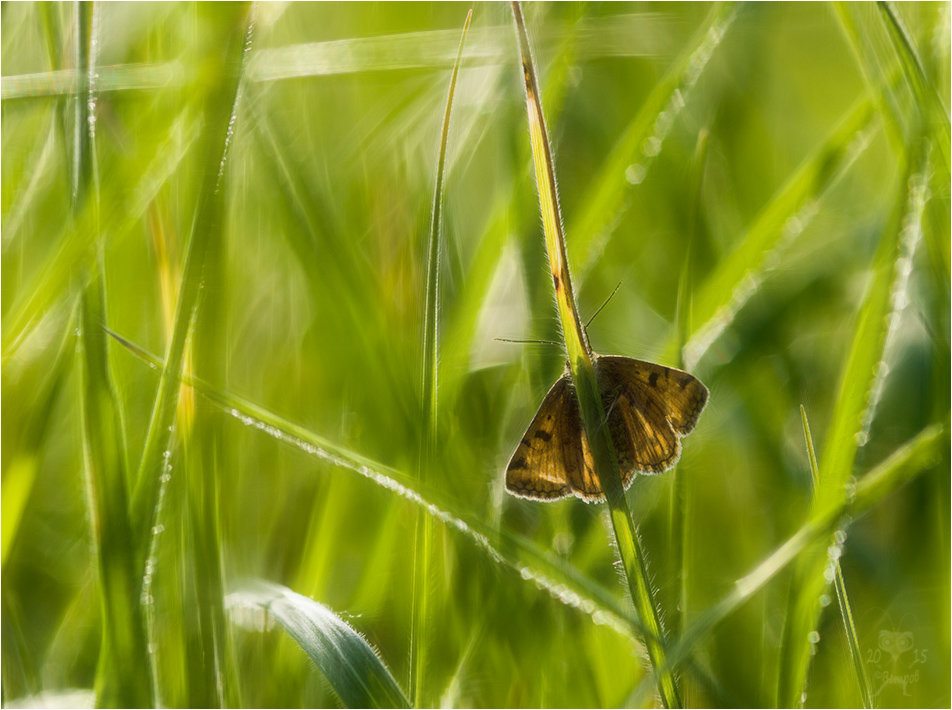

{"left": 2, "top": 3, "right": 949, "bottom": 708}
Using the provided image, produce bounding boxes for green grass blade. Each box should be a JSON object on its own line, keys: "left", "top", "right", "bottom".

{"left": 411, "top": 11, "right": 472, "bottom": 706}
{"left": 800, "top": 406, "right": 874, "bottom": 709}
{"left": 668, "top": 128, "right": 709, "bottom": 652}
{"left": 129, "top": 4, "right": 252, "bottom": 561}
{"left": 876, "top": 2, "right": 951, "bottom": 175}
{"left": 778, "top": 140, "right": 930, "bottom": 708}
{"left": 232, "top": 582, "right": 410, "bottom": 709}
{"left": 71, "top": 4, "right": 151, "bottom": 706}
{"left": 511, "top": 4, "right": 679, "bottom": 705}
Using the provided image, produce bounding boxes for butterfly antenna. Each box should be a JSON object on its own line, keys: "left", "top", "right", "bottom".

{"left": 494, "top": 337, "right": 561, "bottom": 346}
{"left": 585, "top": 281, "right": 622, "bottom": 329}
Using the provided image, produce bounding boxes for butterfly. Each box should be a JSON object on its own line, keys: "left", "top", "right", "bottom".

{"left": 506, "top": 355, "right": 708, "bottom": 502}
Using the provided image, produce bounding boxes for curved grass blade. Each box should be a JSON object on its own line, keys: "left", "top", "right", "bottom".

{"left": 231, "top": 581, "right": 409, "bottom": 709}
{"left": 510, "top": 3, "right": 680, "bottom": 706}
{"left": 411, "top": 10, "right": 472, "bottom": 705}
{"left": 800, "top": 406, "right": 873, "bottom": 709}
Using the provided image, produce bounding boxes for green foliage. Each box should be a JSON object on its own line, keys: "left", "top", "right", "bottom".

{"left": 232, "top": 582, "right": 409, "bottom": 708}
{"left": 2, "top": 3, "right": 948, "bottom": 708}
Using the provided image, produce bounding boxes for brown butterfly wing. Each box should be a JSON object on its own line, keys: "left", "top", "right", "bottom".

{"left": 506, "top": 375, "right": 592, "bottom": 501}
{"left": 596, "top": 356, "right": 709, "bottom": 478}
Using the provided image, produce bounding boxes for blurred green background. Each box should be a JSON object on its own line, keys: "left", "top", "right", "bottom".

{"left": 2, "top": 2, "right": 949, "bottom": 708}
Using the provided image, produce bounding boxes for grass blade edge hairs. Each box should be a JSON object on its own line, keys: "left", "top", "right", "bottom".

{"left": 229, "top": 581, "right": 410, "bottom": 709}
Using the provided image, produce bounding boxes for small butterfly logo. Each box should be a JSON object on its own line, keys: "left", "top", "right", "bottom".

{"left": 506, "top": 355, "right": 708, "bottom": 502}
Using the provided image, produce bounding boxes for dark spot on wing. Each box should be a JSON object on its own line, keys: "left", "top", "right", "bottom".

{"left": 648, "top": 371, "right": 660, "bottom": 388}
{"left": 509, "top": 456, "right": 527, "bottom": 470}
{"left": 533, "top": 430, "right": 552, "bottom": 442}
{"left": 679, "top": 375, "right": 691, "bottom": 390}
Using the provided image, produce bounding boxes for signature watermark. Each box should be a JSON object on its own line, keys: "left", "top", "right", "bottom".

{"left": 866, "top": 629, "right": 927, "bottom": 699}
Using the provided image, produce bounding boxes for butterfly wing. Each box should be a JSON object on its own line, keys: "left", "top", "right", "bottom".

{"left": 596, "top": 356, "right": 709, "bottom": 478}
{"left": 506, "top": 375, "right": 593, "bottom": 501}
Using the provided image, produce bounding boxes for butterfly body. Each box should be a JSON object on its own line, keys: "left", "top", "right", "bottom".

{"left": 506, "top": 355, "right": 708, "bottom": 502}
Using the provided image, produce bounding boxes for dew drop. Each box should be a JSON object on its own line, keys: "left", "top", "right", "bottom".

{"left": 625, "top": 164, "right": 645, "bottom": 185}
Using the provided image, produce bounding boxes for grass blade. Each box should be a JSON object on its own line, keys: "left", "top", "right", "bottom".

{"left": 876, "top": 2, "right": 951, "bottom": 175}
{"left": 778, "top": 137, "right": 931, "bottom": 708}
{"left": 129, "top": 4, "right": 252, "bottom": 561}
{"left": 232, "top": 582, "right": 409, "bottom": 709}
{"left": 511, "top": 4, "right": 679, "bottom": 705}
{"left": 800, "top": 406, "right": 873, "bottom": 708}
{"left": 71, "top": 4, "right": 151, "bottom": 705}
{"left": 411, "top": 10, "right": 472, "bottom": 705}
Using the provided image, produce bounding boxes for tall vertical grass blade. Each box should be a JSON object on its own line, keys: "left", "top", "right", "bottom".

{"left": 71, "top": 4, "right": 151, "bottom": 706}
{"left": 411, "top": 10, "right": 472, "bottom": 706}
{"left": 669, "top": 129, "right": 709, "bottom": 659}
{"left": 510, "top": 3, "right": 680, "bottom": 706}
{"left": 129, "top": 4, "right": 252, "bottom": 560}
{"left": 778, "top": 141, "right": 930, "bottom": 708}
{"left": 800, "top": 406, "right": 874, "bottom": 709}
{"left": 232, "top": 582, "right": 410, "bottom": 709}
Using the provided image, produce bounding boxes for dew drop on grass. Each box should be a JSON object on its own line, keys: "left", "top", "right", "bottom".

{"left": 819, "top": 593, "right": 831, "bottom": 608}
{"left": 625, "top": 163, "right": 645, "bottom": 185}
{"left": 834, "top": 529, "right": 847, "bottom": 545}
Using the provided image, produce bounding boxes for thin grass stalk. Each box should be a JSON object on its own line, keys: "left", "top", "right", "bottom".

{"left": 510, "top": 3, "right": 680, "bottom": 706}
{"left": 410, "top": 13, "right": 472, "bottom": 705}
{"left": 800, "top": 406, "right": 874, "bottom": 709}
{"left": 667, "top": 131, "right": 709, "bottom": 703}
{"left": 72, "top": 3, "right": 151, "bottom": 705}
